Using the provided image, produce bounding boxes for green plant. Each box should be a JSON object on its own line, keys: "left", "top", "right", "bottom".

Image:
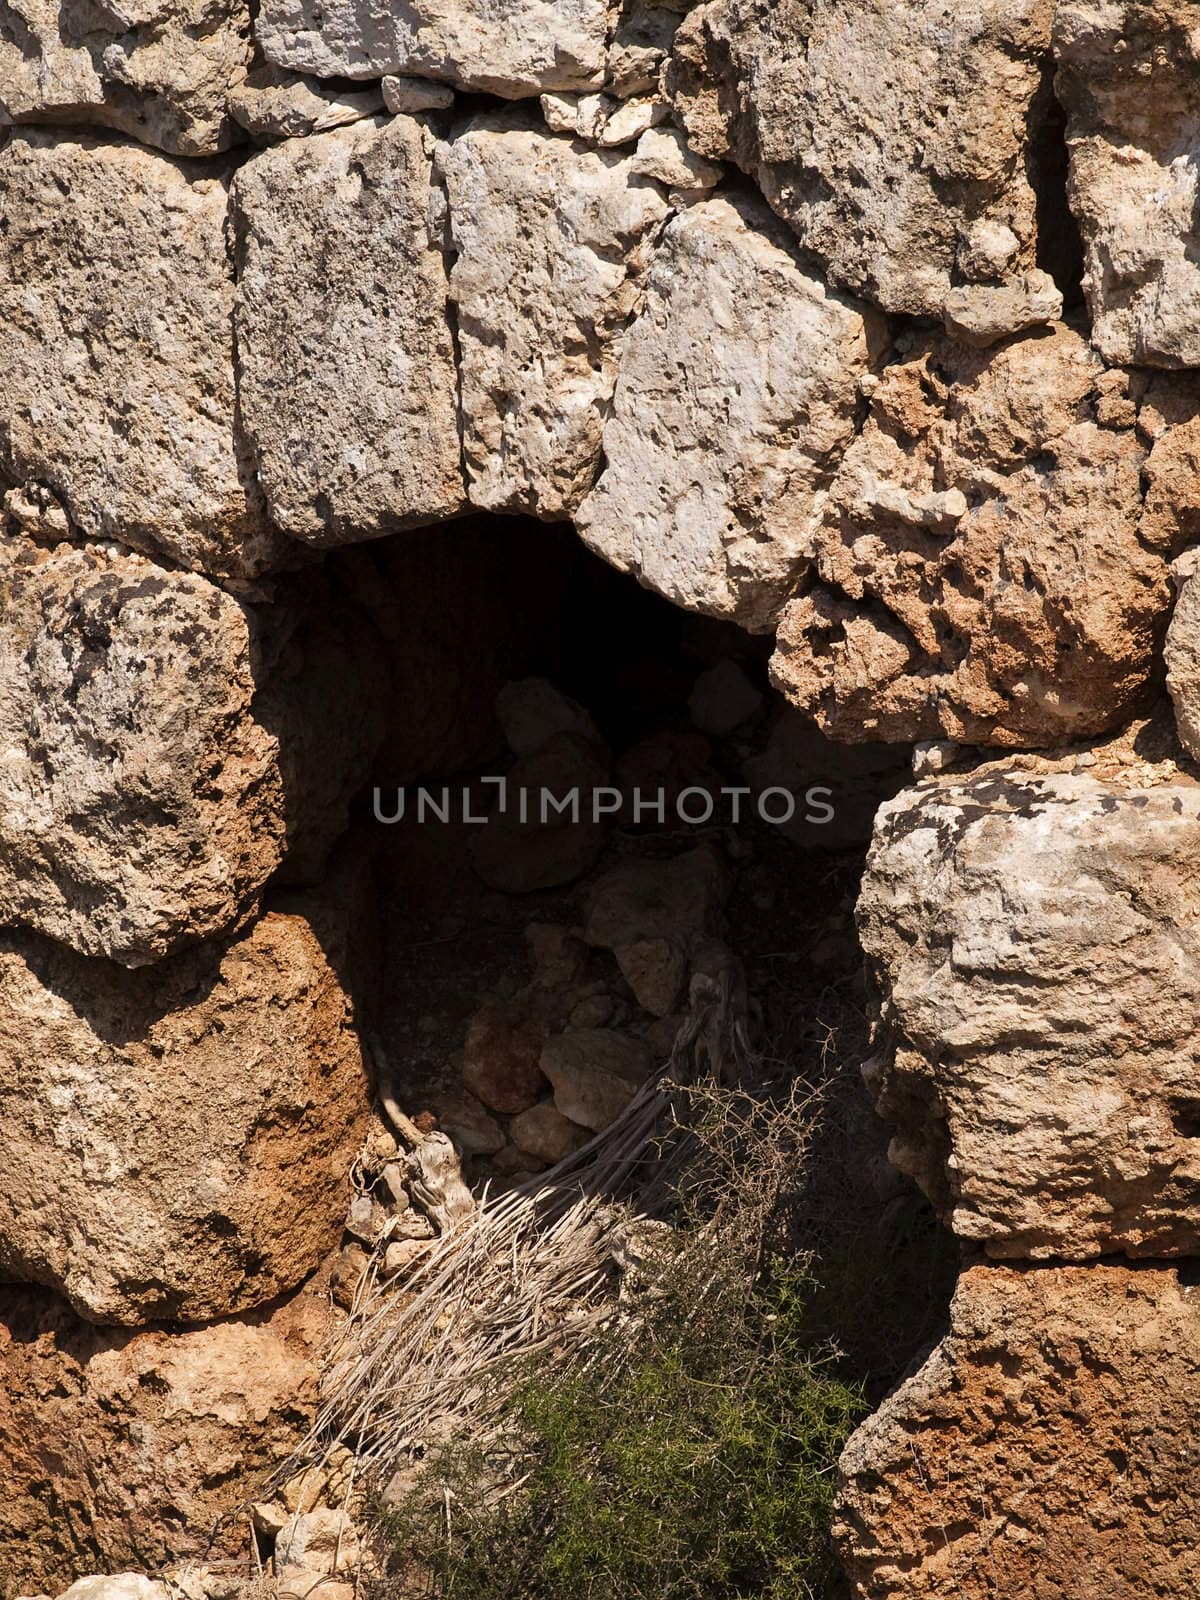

{"left": 371, "top": 1085, "right": 869, "bottom": 1600}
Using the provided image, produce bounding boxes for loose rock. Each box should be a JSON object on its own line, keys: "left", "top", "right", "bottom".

{"left": 540, "top": 1028, "right": 655, "bottom": 1130}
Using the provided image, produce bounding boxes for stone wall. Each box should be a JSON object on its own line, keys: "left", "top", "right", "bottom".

{"left": 4, "top": 0, "right": 1200, "bottom": 1595}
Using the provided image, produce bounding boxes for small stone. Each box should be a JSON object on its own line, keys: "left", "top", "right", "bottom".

{"left": 509, "top": 1101, "right": 591, "bottom": 1164}
{"left": 569, "top": 993, "right": 617, "bottom": 1029}
{"left": 911, "top": 741, "right": 961, "bottom": 779}
{"left": 275, "top": 1510, "right": 359, "bottom": 1581}
{"left": 630, "top": 125, "right": 722, "bottom": 188}
{"left": 942, "top": 270, "right": 1063, "bottom": 349}
{"left": 382, "top": 74, "right": 455, "bottom": 113}
{"left": 540, "top": 1029, "right": 655, "bottom": 1130}
{"left": 584, "top": 846, "right": 729, "bottom": 952}
{"left": 462, "top": 1001, "right": 548, "bottom": 1115}
{"left": 614, "top": 939, "right": 688, "bottom": 1017}
{"left": 688, "top": 661, "right": 764, "bottom": 737}
{"left": 329, "top": 1244, "right": 370, "bottom": 1311}
{"left": 227, "top": 66, "right": 384, "bottom": 140}
{"left": 497, "top": 678, "right": 602, "bottom": 757}
{"left": 470, "top": 733, "right": 611, "bottom": 893}
{"left": 56, "top": 1584, "right": 169, "bottom": 1600}
{"left": 597, "top": 95, "right": 669, "bottom": 146}
{"left": 430, "top": 1091, "right": 506, "bottom": 1155}
{"left": 383, "top": 1239, "right": 429, "bottom": 1278}
{"left": 251, "top": 1501, "right": 289, "bottom": 1538}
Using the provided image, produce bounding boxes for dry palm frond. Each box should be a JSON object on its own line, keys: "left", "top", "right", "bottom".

{"left": 271, "top": 950, "right": 765, "bottom": 1493}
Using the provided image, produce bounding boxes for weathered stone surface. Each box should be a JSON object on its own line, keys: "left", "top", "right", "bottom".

{"left": 0, "top": 537, "right": 381, "bottom": 966}
{"left": 0, "top": 0, "right": 251, "bottom": 155}
{"left": 227, "top": 65, "right": 383, "bottom": 140}
{"left": 606, "top": 0, "right": 683, "bottom": 97}
{"left": 859, "top": 764, "right": 1200, "bottom": 1258}
{"left": 0, "top": 131, "right": 285, "bottom": 580}
{"left": 835, "top": 1263, "right": 1200, "bottom": 1598}
{"left": 1055, "top": 1, "right": 1200, "bottom": 367}
{"left": 540, "top": 1027, "right": 654, "bottom": 1130}
{"left": 0, "top": 1276, "right": 337, "bottom": 1589}
{"left": 578, "top": 194, "right": 881, "bottom": 631}
{"left": 233, "top": 115, "right": 464, "bottom": 546}
{"left": 256, "top": 0, "right": 607, "bottom": 96}
{"left": 0, "top": 879, "right": 372, "bottom": 1324}
{"left": 1167, "top": 566, "right": 1200, "bottom": 760}
{"left": 509, "top": 1100, "right": 590, "bottom": 1165}
{"left": 771, "top": 327, "right": 1169, "bottom": 747}
{"left": 584, "top": 845, "right": 729, "bottom": 951}
{"left": 469, "top": 732, "right": 611, "bottom": 891}
{"left": 668, "top": 0, "right": 1060, "bottom": 327}
{"left": 440, "top": 117, "right": 669, "bottom": 519}
{"left": 56, "top": 1581, "right": 167, "bottom": 1600}
{"left": 462, "top": 1000, "right": 548, "bottom": 1115}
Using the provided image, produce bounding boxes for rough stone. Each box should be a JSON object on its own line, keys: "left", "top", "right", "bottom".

{"left": 0, "top": 131, "right": 286, "bottom": 580}
{"left": 0, "top": 1276, "right": 337, "bottom": 1589}
{"left": 835, "top": 1263, "right": 1200, "bottom": 1598}
{"left": 1055, "top": 1, "right": 1200, "bottom": 367}
{"left": 1167, "top": 567, "right": 1200, "bottom": 760}
{"left": 614, "top": 937, "right": 687, "bottom": 1016}
{"left": 508, "top": 1100, "right": 591, "bottom": 1164}
{"left": 440, "top": 117, "right": 669, "bottom": 519}
{"left": 233, "top": 115, "right": 465, "bottom": 545}
{"left": 256, "top": 0, "right": 607, "bottom": 97}
{"left": 381, "top": 73, "right": 455, "bottom": 113}
{"left": 57, "top": 1583, "right": 168, "bottom": 1600}
{"left": 859, "top": 765, "right": 1200, "bottom": 1259}
{"left": 771, "top": 326, "right": 1169, "bottom": 747}
{"left": 942, "top": 269, "right": 1064, "bottom": 349}
{"left": 274, "top": 1509, "right": 359, "bottom": 1582}
{"left": 462, "top": 1001, "right": 548, "bottom": 1115}
{"left": 0, "top": 0, "right": 251, "bottom": 155}
{"left": 540, "top": 1027, "right": 655, "bottom": 1130}
{"left": 0, "top": 537, "right": 381, "bottom": 965}
{"left": 668, "top": 0, "right": 1059, "bottom": 324}
{"left": 577, "top": 194, "right": 881, "bottom": 631}
{"left": 0, "top": 878, "right": 372, "bottom": 1324}
{"left": 470, "top": 732, "right": 611, "bottom": 893}
{"left": 497, "top": 677, "right": 602, "bottom": 757}
{"left": 606, "top": 0, "right": 682, "bottom": 97}
{"left": 227, "top": 66, "right": 384, "bottom": 140}
{"left": 629, "top": 125, "right": 721, "bottom": 188}
{"left": 584, "top": 845, "right": 729, "bottom": 952}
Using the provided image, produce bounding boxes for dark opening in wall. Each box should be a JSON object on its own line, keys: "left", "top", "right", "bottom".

{"left": 308, "top": 513, "right": 956, "bottom": 1414}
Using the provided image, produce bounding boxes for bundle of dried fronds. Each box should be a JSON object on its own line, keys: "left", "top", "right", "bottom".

{"left": 272, "top": 946, "right": 797, "bottom": 1497}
